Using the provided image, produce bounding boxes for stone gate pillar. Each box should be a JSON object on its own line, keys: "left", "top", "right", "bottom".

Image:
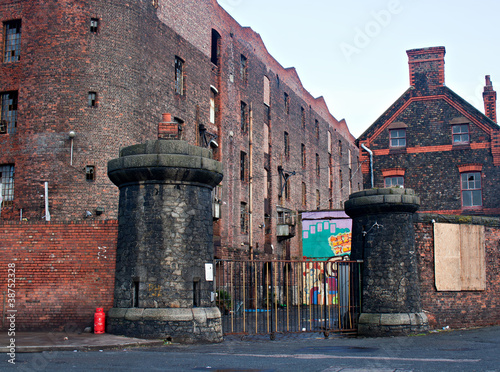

{"left": 106, "top": 140, "right": 223, "bottom": 343}
{"left": 344, "top": 188, "right": 428, "bottom": 336}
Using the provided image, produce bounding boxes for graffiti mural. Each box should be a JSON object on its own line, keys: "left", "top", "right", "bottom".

{"left": 301, "top": 211, "right": 352, "bottom": 259}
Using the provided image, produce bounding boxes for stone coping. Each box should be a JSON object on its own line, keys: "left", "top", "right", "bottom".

{"left": 108, "top": 307, "right": 221, "bottom": 322}
{"left": 120, "top": 140, "right": 213, "bottom": 159}
{"left": 359, "top": 312, "right": 428, "bottom": 326}
{"left": 345, "top": 188, "right": 420, "bottom": 216}
{"left": 417, "top": 213, "right": 500, "bottom": 227}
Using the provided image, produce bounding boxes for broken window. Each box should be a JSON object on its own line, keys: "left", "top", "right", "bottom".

{"left": 240, "top": 101, "right": 247, "bottom": 132}
{"left": 85, "top": 165, "right": 95, "bottom": 181}
{"left": 0, "top": 91, "right": 18, "bottom": 134}
{"left": 0, "top": 164, "right": 14, "bottom": 206}
{"left": 90, "top": 18, "right": 99, "bottom": 33}
{"left": 88, "top": 92, "right": 97, "bottom": 107}
{"left": 316, "top": 153, "right": 320, "bottom": 176}
{"left": 240, "top": 151, "right": 246, "bottom": 181}
{"left": 461, "top": 172, "right": 482, "bottom": 207}
{"left": 211, "top": 29, "right": 221, "bottom": 66}
{"left": 315, "top": 119, "right": 319, "bottom": 139}
{"left": 174, "top": 56, "right": 184, "bottom": 95}
{"left": 3, "top": 20, "right": 21, "bottom": 63}
{"left": 284, "top": 92, "right": 289, "bottom": 114}
{"left": 240, "top": 202, "right": 248, "bottom": 234}
{"left": 240, "top": 54, "right": 247, "bottom": 82}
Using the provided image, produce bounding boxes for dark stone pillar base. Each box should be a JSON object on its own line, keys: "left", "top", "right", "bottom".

{"left": 358, "top": 312, "right": 429, "bottom": 337}
{"left": 106, "top": 307, "right": 223, "bottom": 343}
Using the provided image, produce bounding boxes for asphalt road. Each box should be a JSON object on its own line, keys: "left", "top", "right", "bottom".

{"left": 7, "top": 326, "right": 500, "bottom": 372}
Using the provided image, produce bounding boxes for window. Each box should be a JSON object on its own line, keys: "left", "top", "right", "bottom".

{"left": 210, "top": 88, "right": 217, "bottom": 124}
{"left": 263, "top": 76, "right": 270, "bottom": 106}
{"left": 385, "top": 176, "right": 404, "bottom": 187}
{"left": 452, "top": 124, "right": 469, "bottom": 144}
{"left": 339, "top": 169, "right": 343, "bottom": 190}
{"left": 301, "top": 107, "right": 306, "bottom": 128}
{"left": 85, "top": 165, "right": 95, "bottom": 181}
{"left": 302, "top": 182, "right": 307, "bottom": 207}
{"left": 240, "top": 202, "right": 248, "bottom": 234}
{"left": 264, "top": 104, "right": 270, "bottom": 125}
{"left": 301, "top": 144, "right": 306, "bottom": 168}
{"left": 316, "top": 189, "right": 320, "bottom": 210}
{"left": 284, "top": 92, "right": 289, "bottom": 114}
{"left": 88, "top": 92, "right": 97, "bottom": 107}
{"left": 240, "top": 54, "right": 247, "bottom": 82}
{"left": 461, "top": 172, "right": 482, "bottom": 207}
{"left": 90, "top": 18, "right": 99, "bottom": 33}
{"left": 284, "top": 132, "right": 289, "bottom": 159}
{"left": 211, "top": 29, "right": 221, "bottom": 66}
{"left": 315, "top": 153, "right": 320, "bottom": 176}
{"left": 0, "top": 164, "right": 14, "bottom": 205}
{"left": 174, "top": 56, "right": 184, "bottom": 95}
{"left": 240, "top": 101, "right": 247, "bottom": 131}
{"left": 0, "top": 91, "right": 18, "bottom": 134}
{"left": 315, "top": 119, "right": 319, "bottom": 139}
{"left": 3, "top": 20, "right": 21, "bottom": 63}
{"left": 240, "top": 151, "right": 247, "bottom": 181}
{"left": 338, "top": 140, "right": 342, "bottom": 158}
{"left": 390, "top": 129, "right": 406, "bottom": 148}
{"left": 328, "top": 131, "right": 332, "bottom": 154}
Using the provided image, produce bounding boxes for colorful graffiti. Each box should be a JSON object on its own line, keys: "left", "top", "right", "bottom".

{"left": 302, "top": 261, "right": 337, "bottom": 305}
{"left": 302, "top": 211, "right": 352, "bottom": 258}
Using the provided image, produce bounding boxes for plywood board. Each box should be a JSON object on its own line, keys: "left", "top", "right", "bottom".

{"left": 460, "top": 224, "right": 486, "bottom": 290}
{"left": 434, "top": 223, "right": 461, "bottom": 291}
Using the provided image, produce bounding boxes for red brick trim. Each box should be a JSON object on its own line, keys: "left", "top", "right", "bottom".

{"left": 382, "top": 168, "right": 405, "bottom": 177}
{"left": 457, "top": 164, "right": 483, "bottom": 173}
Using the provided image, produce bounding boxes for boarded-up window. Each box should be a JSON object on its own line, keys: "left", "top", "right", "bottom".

{"left": 263, "top": 76, "right": 270, "bottom": 106}
{"left": 434, "top": 223, "right": 485, "bottom": 291}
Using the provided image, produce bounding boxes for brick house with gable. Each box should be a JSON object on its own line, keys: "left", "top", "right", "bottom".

{"left": 358, "top": 46, "right": 500, "bottom": 216}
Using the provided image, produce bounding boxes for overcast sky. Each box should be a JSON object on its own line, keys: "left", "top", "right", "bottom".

{"left": 217, "top": 0, "right": 500, "bottom": 138}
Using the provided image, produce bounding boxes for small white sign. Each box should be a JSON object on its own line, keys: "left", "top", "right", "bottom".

{"left": 205, "top": 263, "right": 214, "bottom": 282}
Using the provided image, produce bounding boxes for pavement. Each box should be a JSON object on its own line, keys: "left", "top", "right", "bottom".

{"left": 0, "top": 331, "right": 164, "bottom": 353}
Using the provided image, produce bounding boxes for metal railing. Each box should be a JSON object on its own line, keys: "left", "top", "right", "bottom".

{"left": 214, "top": 259, "right": 362, "bottom": 337}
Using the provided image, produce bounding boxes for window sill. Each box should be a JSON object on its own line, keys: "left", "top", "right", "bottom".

{"left": 389, "top": 148, "right": 407, "bottom": 154}
{"left": 452, "top": 143, "right": 471, "bottom": 150}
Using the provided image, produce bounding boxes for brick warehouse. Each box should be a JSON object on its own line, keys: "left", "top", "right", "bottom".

{"left": 357, "top": 46, "right": 500, "bottom": 216}
{"left": 0, "top": 0, "right": 361, "bottom": 263}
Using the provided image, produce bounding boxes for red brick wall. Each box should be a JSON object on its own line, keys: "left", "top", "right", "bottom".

{"left": 416, "top": 220, "right": 500, "bottom": 328}
{"left": 0, "top": 220, "right": 117, "bottom": 331}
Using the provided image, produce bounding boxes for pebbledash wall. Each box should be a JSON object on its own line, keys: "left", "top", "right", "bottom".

{"left": 416, "top": 214, "right": 500, "bottom": 329}
{"left": 0, "top": 221, "right": 117, "bottom": 331}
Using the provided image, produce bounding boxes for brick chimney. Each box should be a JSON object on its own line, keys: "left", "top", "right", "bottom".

{"left": 483, "top": 75, "right": 497, "bottom": 123}
{"left": 406, "top": 46, "right": 446, "bottom": 89}
{"left": 158, "top": 113, "right": 179, "bottom": 139}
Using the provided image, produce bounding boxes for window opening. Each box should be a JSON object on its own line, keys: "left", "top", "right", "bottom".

{"left": 0, "top": 91, "right": 18, "bottom": 134}
{"left": 452, "top": 124, "right": 469, "bottom": 144}
{"left": 240, "top": 151, "right": 246, "bottom": 181}
{"left": 316, "top": 189, "right": 320, "bottom": 210}
{"left": 90, "top": 18, "right": 99, "bottom": 33}
{"left": 284, "top": 132, "right": 289, "bottom": 159}
{"left": 88, "top": 92, "right": 97, "bottom": 107}
{"left": 316, "top": 153, "right": 320, "bottom": 176}
{"left": 0, "top": 164, "right": 14, "bottom": 206}
{"left": 211, "top": 29, "right": 221, "bottom": 65}
{"left": 390, "top": 128, "right": 406, "bottom": 148}
{"left": 240, "top": 54, "right": 247, "bottom": 82}
{"left": 385, "top": 176, "right": 404, "bottom": 187}
{"left": 240, "top": 202, "right": 248, "bottom": 234}
{"left": 85, "top": 165, "right": 95, "bottom": 181}
{"left": 315, "top": 119, "right": 319, "bottom": 139}
{"left": 284, "top": 92, "right": 289, "bottom": 114}
{"left": 302, "top": 182, "right": 307, "bottom": 207}
{"left": 240, "top": 101, "right": 247, "bottom": 131}
{"left": 461, "top": 172, "right": 482, "bottom": 207}
{"left": 174, "top": 56, "right": 184, "bottom": 95}
{"left": 3, "top": 20, "right": 21, "bottom": 63}
{"left": 301, "top": 107, "right": 306, "bottom": 128}
{"left": 301, "top": 144, "right": 306, "bottom": 168}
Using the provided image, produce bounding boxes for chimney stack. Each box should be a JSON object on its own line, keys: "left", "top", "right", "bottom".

{"left": 158, "top": 113, "right": 179, "bottom": 139}
{"left": 407, "top": 47, "right": 446, "bottom": 89}
{"left": 483, "top": 75, "right": 497, "bottom": 123}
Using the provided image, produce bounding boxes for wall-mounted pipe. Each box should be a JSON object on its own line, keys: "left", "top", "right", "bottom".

{"left": 361, "top": 144, "right": 374, "bottom": 189}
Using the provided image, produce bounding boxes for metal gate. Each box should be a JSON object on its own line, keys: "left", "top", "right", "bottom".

{"left": 214, "top": 259, "right": 362, "bottom": 336}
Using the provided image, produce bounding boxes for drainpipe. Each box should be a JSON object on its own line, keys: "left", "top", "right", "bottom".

{"left": 361, "top": 144, "right": 374, "bottom": 189}
{"left": 249, "top": 103, "right": 253, "bottom": 260}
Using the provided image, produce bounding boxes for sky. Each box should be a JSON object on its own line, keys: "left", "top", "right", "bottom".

{"left": 217, "top": 0, "right": 500, "bottom": 138}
